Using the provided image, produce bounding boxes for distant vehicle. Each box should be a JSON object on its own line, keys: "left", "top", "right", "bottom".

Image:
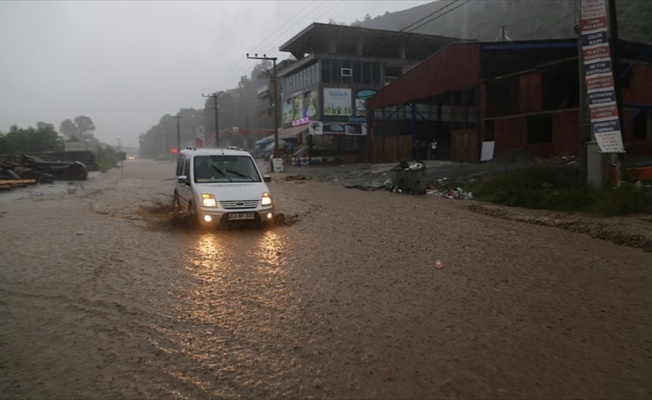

{"left": 174, "top": 147, "right": 274, "bottom": 227}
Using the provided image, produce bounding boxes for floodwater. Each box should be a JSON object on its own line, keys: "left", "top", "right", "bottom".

{"left": 1, "top": 159, "right": 650, "bottom": 399}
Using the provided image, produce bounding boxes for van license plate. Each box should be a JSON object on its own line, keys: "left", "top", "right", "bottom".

{"left": 228, "top": 212, "right": 255, "bottom": 221}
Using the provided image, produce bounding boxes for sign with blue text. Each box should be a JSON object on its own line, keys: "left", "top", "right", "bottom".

{"left": 581, "top": 0, "right": 624, "bottom": 153}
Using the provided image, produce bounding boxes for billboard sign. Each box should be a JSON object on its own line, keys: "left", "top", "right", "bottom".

{"left": 283, "top": 90, "right": 318, "bottom": 127}
{"left": 355, "top": 89, "right": 377, "bottom": 116}
{"left": 309, "top": 121, "right": 366, "bottom": 135}
{"left": 323, "top": 88, "right": 352, "bottom": 116}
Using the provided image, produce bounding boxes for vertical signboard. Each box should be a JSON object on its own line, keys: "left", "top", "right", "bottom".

{"left": 581, "top": 0, "right": 624, "bottom": 153}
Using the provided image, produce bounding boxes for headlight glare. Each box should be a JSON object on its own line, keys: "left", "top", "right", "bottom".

{"left": 261, "top": 192, "right": 272, "bottom": 206}
{"left": 201, "top": 193, "right": 217, "bottom": 208}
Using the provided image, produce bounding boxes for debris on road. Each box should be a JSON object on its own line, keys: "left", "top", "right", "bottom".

{"left": 384, "top": 161, "right": 429, "bottom": 194}
{"left": 0, "top": 154, "right": 88, "bottom": 190}
{"left": 426, "top": 187, "right": 474, "bottom": 200}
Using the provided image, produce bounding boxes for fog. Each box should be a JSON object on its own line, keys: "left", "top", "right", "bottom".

{"left": 0, "top": 1, "right": 431, "bottom": 148}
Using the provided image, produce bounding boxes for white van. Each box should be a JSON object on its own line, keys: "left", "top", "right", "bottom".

{"left": 174, "top": 148, "right": 274, "bottom": 227}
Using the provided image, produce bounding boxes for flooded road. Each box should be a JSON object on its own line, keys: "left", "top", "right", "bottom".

{"left": 1, "top": 159, "right": 650, "bottom": 399}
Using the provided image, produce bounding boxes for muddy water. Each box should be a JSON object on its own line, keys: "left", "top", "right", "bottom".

{"left": 1, "top": 159, "right": 651, "bottom": 399}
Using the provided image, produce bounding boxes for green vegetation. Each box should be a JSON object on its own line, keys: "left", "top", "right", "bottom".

{"left": 0, "top": 123, "right": 64, "bottom": 156}
{"left": 94, "top": 145, "right": 119, "bottom": 173}
{"left": 467, "top": 161, "right": 652, "bottom": 217}
{"left": 1, "top": 117, "right": 119, "bottom": 174}
{"left": 357, "top": 0, "right": 652, "bottom": 44}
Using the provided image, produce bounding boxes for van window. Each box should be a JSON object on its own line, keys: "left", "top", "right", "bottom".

{"left": 176, "top": 156, "right": 185, "bottom": 176}
{"left": 193, "top": 155, "right": 262, "bottom": 183}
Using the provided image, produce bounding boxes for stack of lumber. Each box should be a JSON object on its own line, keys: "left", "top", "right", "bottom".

{"left": 0, "top": 179, "right": 37, "bottom": 190}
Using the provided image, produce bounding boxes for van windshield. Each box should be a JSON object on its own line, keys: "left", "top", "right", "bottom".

{"left": 193, "top": 155, "right": 262, "bottom": 183}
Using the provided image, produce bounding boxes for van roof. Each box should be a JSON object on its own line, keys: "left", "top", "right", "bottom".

{"left": 179, "top": 147, "right": 251, "bottom": 157}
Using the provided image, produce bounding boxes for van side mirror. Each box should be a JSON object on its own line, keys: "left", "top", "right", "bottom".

{"left": 263, "top": 175, "right": 271, "bottom": 183}
{"left": 177, "top": 175, "right": 189, "bottom": 185}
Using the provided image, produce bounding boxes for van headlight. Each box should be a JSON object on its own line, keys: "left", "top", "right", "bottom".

{"left": 261, "top": 192, "right": 272, "bottom": 206}
{"left": 201, "top": 193, "right": 217, "bottom": 208}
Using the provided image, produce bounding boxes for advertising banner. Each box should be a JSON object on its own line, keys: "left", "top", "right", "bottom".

{"left": 581, "top": 0, "right": 624, "bottom": 153}
{"left": 324, "top": 88, "right": 352, "bottom": 116}
{"left": 355, "top": 89, "right": 377, "bottom": 116}
{"left": 282, "top": 90, "right": 319, "bottom": 127}
{"left": 308, "top": 121, "right": 366, "bottom": 135}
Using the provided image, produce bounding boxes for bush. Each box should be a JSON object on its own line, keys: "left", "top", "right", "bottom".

{"left": 591, "top": 183, "right": 652, "bottom": 216}
{"left": 468, "top": 161, "right": 652, "bottom": 216}
{"left": 94, "top": 145, "right": 118, "bottom": 173}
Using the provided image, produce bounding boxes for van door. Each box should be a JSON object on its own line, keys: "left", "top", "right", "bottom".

{"left": 176, "top": 155, "right": 194, "bottom": 211}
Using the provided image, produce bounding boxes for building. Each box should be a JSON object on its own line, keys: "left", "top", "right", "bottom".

{"left": 366, "top": 39, "right": 652, "bottom": 162}
{"left": 265, "top": 23, "right": 463, "bottom": 163}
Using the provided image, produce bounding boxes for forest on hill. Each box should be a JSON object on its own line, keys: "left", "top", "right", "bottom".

{"left": 354, "top": 0, "right": 651, "bottom": 44}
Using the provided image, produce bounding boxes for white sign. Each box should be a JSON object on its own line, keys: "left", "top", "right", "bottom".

{"left": 272, "top": 158, "right": 284, "bottom": 173}
{"left": 481, "top": 141, "right": 495, "bottom": 161}
{"left": 309, "top": 121, "right": 323, "bottom": 135}
{"left": 323, "top": 88, "right": 352, "bottom": 116}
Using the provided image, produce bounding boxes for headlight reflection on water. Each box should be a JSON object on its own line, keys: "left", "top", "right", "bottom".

{"left": 154, "top": 230, "right": 296, "bottom": 395}
{"left": 182, "top": 229, "right": 291, "bottom": 319}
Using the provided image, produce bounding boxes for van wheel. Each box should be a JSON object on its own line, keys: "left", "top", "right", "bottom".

{"left": 188, "top": 202, "right": 201, "bottom": 225}
{"left": 173, "top": 193, "right": 181, "bottom": 212}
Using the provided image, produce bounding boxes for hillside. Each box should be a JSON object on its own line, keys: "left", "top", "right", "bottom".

{"left": 356, "top": 0, "right": 651, "bottom": 44}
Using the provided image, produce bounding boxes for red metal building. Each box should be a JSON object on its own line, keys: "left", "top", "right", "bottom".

{"left": 366, "top": 39, "right": 652, "bottom": 162}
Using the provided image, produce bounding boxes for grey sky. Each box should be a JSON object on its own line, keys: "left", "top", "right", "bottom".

{"left": 0, "top": 0, "right": 431, "bottom": 148}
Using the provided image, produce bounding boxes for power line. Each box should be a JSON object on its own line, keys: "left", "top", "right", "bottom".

{"left": 404, "top": 0, "right": 472, "bottom": 33}
{"left": 209, "top": 1, "right": 333, "bottom": 93}
{"left": 400, "top": 0, "right": 462, "bottom": 32}
{"left": 252, "top": 1, "right": 325, "bottom": 53}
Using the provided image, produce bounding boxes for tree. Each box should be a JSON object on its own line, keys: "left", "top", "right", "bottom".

{"left": 60, "top": 119, "right": 79, "bottom": 139}
{"left": 59, "top": 116, "right": 96, "bottom": 141}
{"left": 2, "top": 124, "right": 63, "bottom": 155}
{"left": 74, "top": 116, "right": 96, "bottom": 138}
{"left": 0, "top": 132, "right": 8, "bottom": 155}
{"left": 37, "top": 121, "right": 56, "bottom": 131}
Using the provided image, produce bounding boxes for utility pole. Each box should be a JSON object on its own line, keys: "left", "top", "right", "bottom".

{"left": 246, "top": 53, "right": 279, "bottom": 160}
{"left": 202, "top": 93, "right": 219, "bottom": 147}
{"left": 173, "top": 115, "right": 182, "bottom": 154}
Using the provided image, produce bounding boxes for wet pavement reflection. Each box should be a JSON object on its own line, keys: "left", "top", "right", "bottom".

{"left": 148, "top": 229, "right": 302, "bottom": 398}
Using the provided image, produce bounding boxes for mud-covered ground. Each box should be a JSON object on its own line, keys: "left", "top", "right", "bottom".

{"left": 1, "top": 158, "right": 650, "bottom": 399}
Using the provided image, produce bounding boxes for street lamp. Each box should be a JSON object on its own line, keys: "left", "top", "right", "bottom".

{"left": 246, "top": 53, "right": 279, "bottom": 159}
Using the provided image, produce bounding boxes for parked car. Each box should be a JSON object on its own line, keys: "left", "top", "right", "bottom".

{"left": 174, "top": 147, "right": 274, "bottom": 227}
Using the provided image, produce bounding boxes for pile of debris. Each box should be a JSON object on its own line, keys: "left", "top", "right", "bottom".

{"left": 426, "top": 186, "right": 474, "bottom": 200}
{"left": 1, "top": 154, "right": 88, "bottom": 189}
{"left": 423, "top": 177, "right": 474, "bottom": 200}
{"left": 383, "top": 161, "right": 429, "bottom": 194}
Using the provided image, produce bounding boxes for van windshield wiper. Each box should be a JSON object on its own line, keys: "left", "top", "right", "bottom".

{"left": 225, "top": 168, "right": 254, "bottom": 181}
{"left": 211, "top": 165, "right": 232, "bottom": 182}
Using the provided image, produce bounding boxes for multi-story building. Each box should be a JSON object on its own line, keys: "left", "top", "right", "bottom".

{"left": 258, "top": 23, "right": 462, "bottom": 163}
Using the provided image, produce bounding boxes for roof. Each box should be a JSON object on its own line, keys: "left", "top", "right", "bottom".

{"left": 367, "top": 42, "right": 482, "bottom": 109}
{"left": 278, "top": 124, "right": 309, "bottom": 139}
{"left": 180, "top": 148, "right": 251, "bottom": 157}
{"left": 279, "top": 22, "right": 463, "bottom": 60}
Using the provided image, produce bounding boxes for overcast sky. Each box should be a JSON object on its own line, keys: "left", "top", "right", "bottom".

{"left": 0, "top": 0, "right": 432, "bottom": 148}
